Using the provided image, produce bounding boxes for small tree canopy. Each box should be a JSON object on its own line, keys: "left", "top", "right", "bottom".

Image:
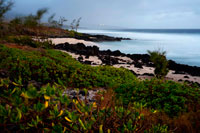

{"left": 148, "top": 49, "right": 169, "bottom": 78}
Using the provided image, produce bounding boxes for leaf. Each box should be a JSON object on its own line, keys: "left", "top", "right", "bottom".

{"left": 79, "top": 118, "right": 86, "bottom": 130}
{"left": 16, "top": 108, "right": 22, "bottom": 120}
{"left": 45, "top": 101, "right": 48, "bottom": 108}
{"left": 20, "top": 92, "right": 31, "bottom": 99}
{"left": 12, "top": 82, "right": 20, "bottom": 86}
{"left": 44, "top": 95, "right": 50, "bottom": 100}
{"left": 11, "top": 88, "right": 17, "bottom": 94}
{"left": 57, "top": 110, "right": 63, "bottom": 117}
{"left": 99, "top": 124, "right": 103, "bottom": 133}
{"left": 65, "top": 116, "right": 72, "bottom": 122}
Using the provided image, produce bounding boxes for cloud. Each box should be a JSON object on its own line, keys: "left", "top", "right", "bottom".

{"left": 9, "top": 0, "right": 200, "bottom": 29}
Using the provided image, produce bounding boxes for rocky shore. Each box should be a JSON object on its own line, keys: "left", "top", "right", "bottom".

{"left": 54, "top": 41, "right": 200, "bottom": 86}
{"left": 48, "top": 33, "right": 131, "bottom": 42}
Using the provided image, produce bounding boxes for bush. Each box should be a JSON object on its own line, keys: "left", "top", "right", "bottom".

{"left": 115, "top": 78, "right": 200, "bottom": 117}
{"left": 148, "top": 50, "right": 169, "bottom": 78}
{"left": 4, "top": 36, "right": 54, "bottom": 49}
{"left": 0, "top": 78, "right": 167, "bottom": 132}
{"left": 0, "top": 44, "right": 136, "bottom": 88}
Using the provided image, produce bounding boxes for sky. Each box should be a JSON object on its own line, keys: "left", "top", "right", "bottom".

{"left": 8, "top": 0, "right": 200, "bottom": 29}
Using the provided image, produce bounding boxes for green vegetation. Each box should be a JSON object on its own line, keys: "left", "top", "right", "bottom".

{"left": 0, "top": 44, "right": 199, "bottom": 132}
{"left": 115, "top": 78, "right": 200, "bottom": 117}
{"left": 0, "top": 44, "right": 136, "bottom": 88}
{"left": 0, "top": 78, "right": 168, "bottom": 132}
{"left": 4, "top": 35, "right": 54, "bottom": 49}
{"left": 148, "top": 50, "right": 169, "bottom": 78}
{"left": 0, "top": 2, "right": 199, "bottom": 132}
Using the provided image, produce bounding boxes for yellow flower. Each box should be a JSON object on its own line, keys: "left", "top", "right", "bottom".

{"left": 65, "top": 116, "right": 72, "bottom": 122}
{"left": 57, "top": 110, "right": 63, "bottom": 117}
{"left": 45, "top": 101, "right": 48, "bottom": 108}
{"left": 108, "top": 129, "right": 111, "bottom": 133}
{"left": 44, "top": 95, "right": 50, "bottom": 100}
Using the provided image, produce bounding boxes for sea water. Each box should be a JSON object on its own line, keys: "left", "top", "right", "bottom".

{"left": 79, "top": 29, "right": 200, "bottom": 67}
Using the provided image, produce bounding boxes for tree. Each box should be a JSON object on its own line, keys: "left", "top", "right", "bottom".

{"left": 0, "top": 0, "right": 13, "bottom": 22}
{"left": 70, "top": 19, "right": 76, "bottom": 30}
{"left": 75, "top": 17, "right": 81, "bottom": 32}
{"left": 148, "top": 49, "right": 169, "bottom": 78}
{"left": 35, "top": 8, "right": 48, "bottom": 24}
{"left": 23, "top": 8, "right": 48, "bottom": 27}
{"left": 48, "top": 14, "right": 67, "bottom": 28}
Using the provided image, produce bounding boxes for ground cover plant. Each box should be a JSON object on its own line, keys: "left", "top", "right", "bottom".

{"left": 0, "top": 44, "right": 136, "bottom": 88}
{"left": 115, "top": 78, "right": 200, "bottom": 117}
{"left": 0, "top": 44, "right": 200, "bottom": 132}
{"left": 0, "top": 78, "right": 169, "bottom": 132}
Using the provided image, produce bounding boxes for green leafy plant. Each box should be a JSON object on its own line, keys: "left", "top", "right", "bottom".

{"left": 148, "top": 49, "right": 169, "bottom": 78}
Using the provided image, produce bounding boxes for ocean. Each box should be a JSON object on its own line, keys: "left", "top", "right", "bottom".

{"left": 79, "top": 29, "right": 200, "bottom": 67}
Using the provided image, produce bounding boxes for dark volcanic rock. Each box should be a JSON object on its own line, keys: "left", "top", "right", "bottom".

{"left": 101, "top": 56, "right": 119, "bottom": 65}
{"left": 142, "top": 73, "right": 154, "bottom": 76}
{"left": 134, "top": 62, "right": 143, "bottom": 68}
{"left": 55, "top": 42, "right": 100, "bottom": 56}
{"left": 49, "top": 33, "right": 131, "bottom": 42}
{"left": 83, "top": 61, "right": 92, "bottom": 65}
{"left": 74, "top": 33, "right": 131, "bottom": 42}
{"left": 79, "top": 90, "right": 89, "bottom": 96}
{"left": 78, "top": 56, "right": 83, "bottom": 62}
{"left": 184, "top": 76, "right": 189, "bottom": 79}
{"left": 168, "top": 60, "right": 200, "bottom": 76}
{"left": 55, "top": 42, "right": 200, "bottom": 77}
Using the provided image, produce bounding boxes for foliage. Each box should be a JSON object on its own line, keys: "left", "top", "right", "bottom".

{"left": 0, "top": 0, "right": 13, "bottom": 21}
{"left": 0, "top": 79, "right": 168, "bottom": 132}
{"left": 48, "top": 14, "right": 67, "bottom": 28}
{"left": 4, "top": 35, "right": 54, "bottom": 49}
{"left": 70, "top": 18, "right": 81, "bottom": 31}
{"left": 23, "top": 8, "right": 48, "bottom": 27}
{"left": 115, "top": 78, "right": 200, "bottom": 117}
{"left": 0, "top": 44, "right": 136, "bottom": 88}
{"left": 148, "top": 50, "right": 169, "bottom": 78}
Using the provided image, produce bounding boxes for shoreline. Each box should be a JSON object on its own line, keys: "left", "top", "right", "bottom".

{"left": 50, "top": 37, "right": 200, "bottom": 85}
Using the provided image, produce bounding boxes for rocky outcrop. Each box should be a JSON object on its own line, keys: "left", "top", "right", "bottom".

{"left": 54, "top": 42, "right": 200, "bottom": 77}
{"left": 49, "top": 33, "right": 131, "bottom": 42}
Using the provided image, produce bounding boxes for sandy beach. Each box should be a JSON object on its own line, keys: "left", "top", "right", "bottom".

{"left": 49, "top": 38, "right": 98, "bottom": 46}
{"left": 51, "top": 38, "right": 200, "bottom": 85}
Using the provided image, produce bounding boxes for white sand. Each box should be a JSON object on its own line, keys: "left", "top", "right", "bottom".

{"left": 58, "top": 48, "right": 200, "bottom": 84}
{"left": 49, "top": 38, "right": 98, "bottom": 47}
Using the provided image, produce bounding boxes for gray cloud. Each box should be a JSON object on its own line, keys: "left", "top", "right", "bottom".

{"left": 9, "top": 0, "right": 200, "bottom": 29}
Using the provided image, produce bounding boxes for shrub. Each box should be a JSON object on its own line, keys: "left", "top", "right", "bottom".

{"left": 0, "top": 78, "right": 167, "bottom": 132}
{"left": 115, "top": 78, "right": 200, "bottom": 117}
{"left": 148, "top": 49, "right": 169, "bottom": 78}
{"left": 5, "top": 36, "right": 54, "bottom": 49}
{"left": 0, "top": 44, "right": 136, "bottom": 88}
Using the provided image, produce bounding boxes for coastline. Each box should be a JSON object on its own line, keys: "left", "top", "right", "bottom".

{"left": 50, "top": 37, "right": 200, "bottom": 85}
